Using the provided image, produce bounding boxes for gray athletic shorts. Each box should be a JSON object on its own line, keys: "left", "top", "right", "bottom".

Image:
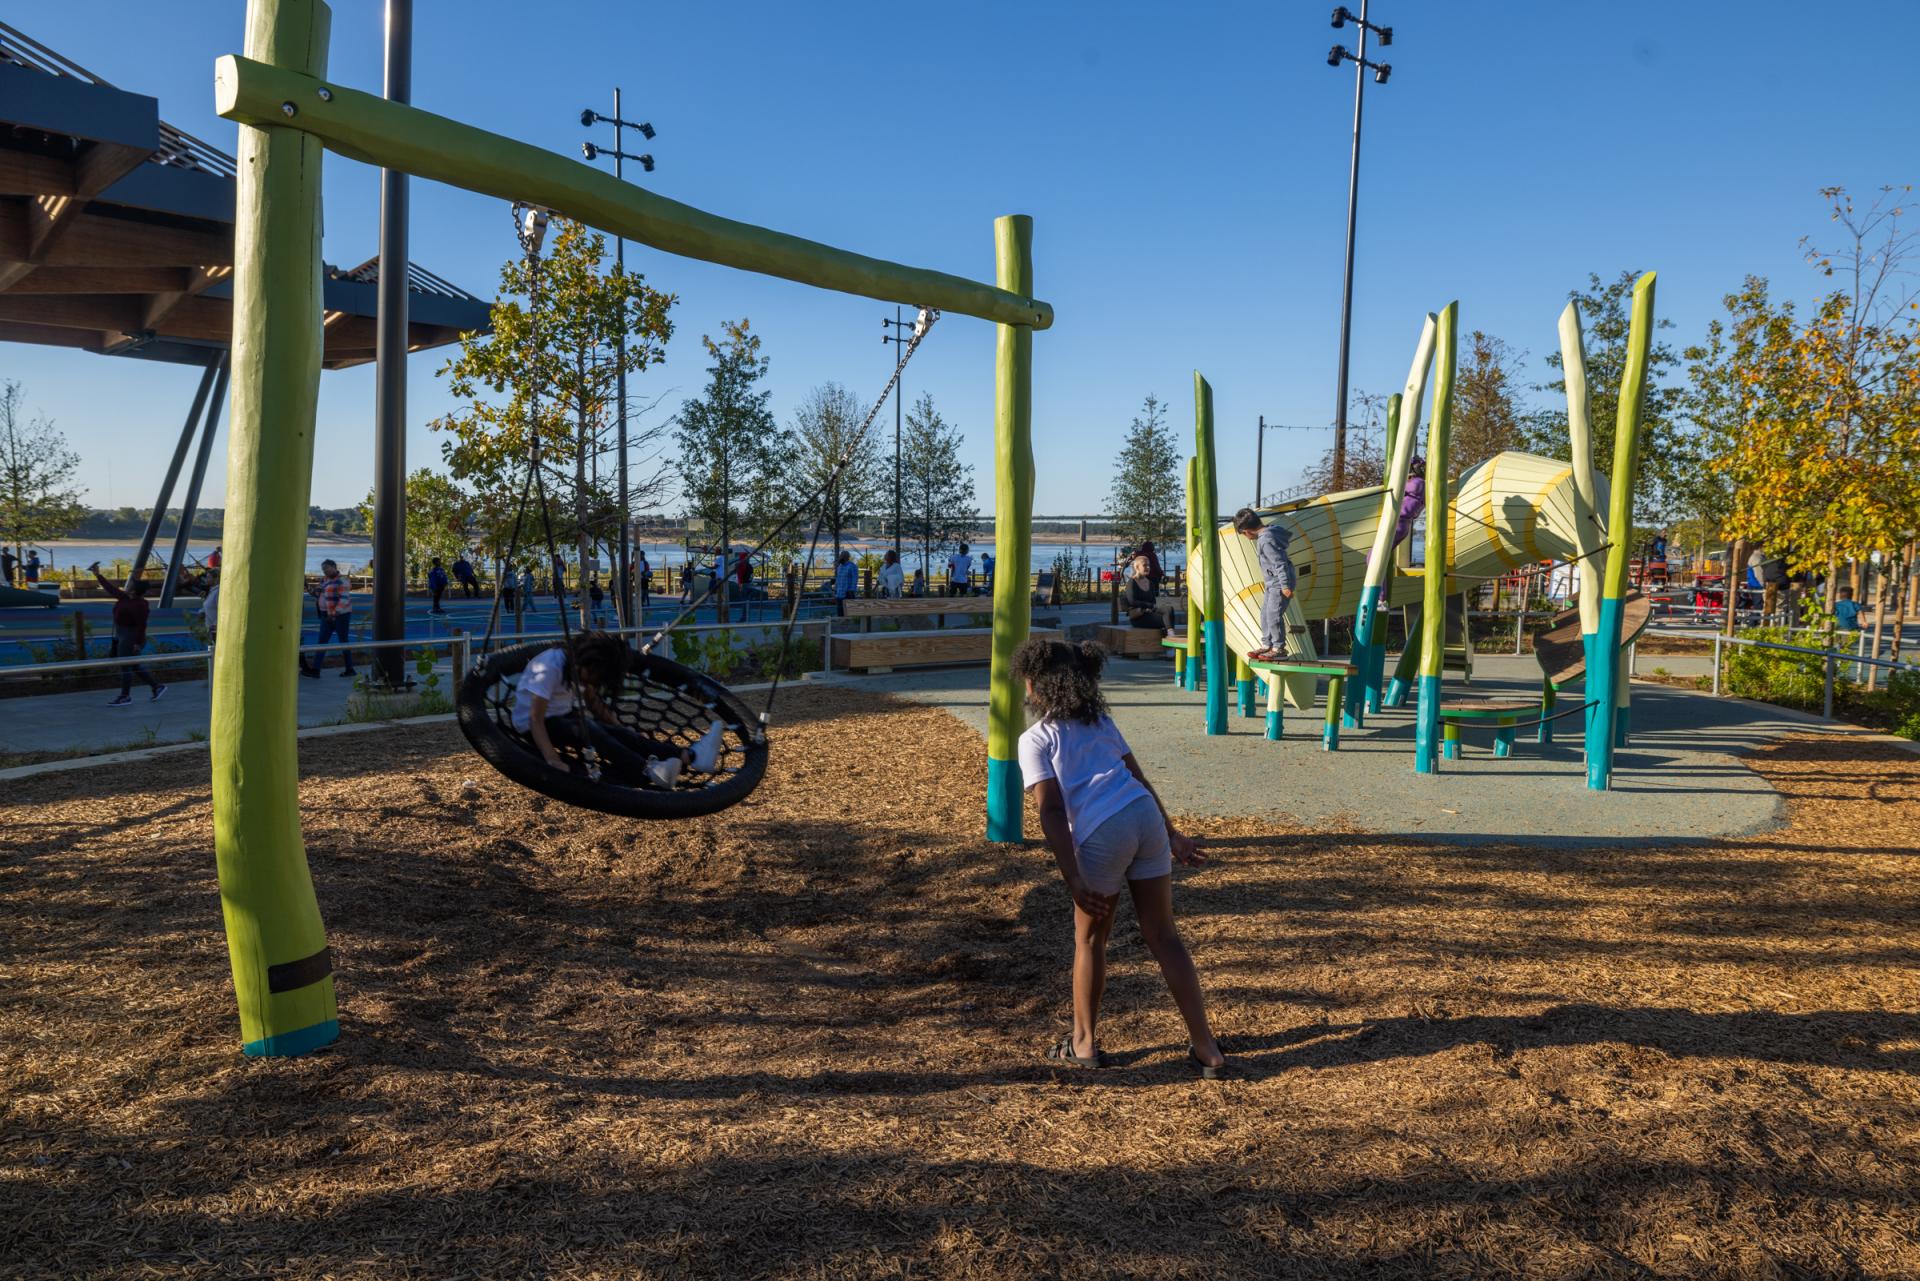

{"left": 1075, "top": 794, "right": 1173, "bottom": 896}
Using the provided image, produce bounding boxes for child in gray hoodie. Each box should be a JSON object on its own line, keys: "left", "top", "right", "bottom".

{"left": 1233, "top": 507, "right": 1295, "bottom": 660}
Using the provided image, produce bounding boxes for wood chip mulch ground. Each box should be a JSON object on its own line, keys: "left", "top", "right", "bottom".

{"left": 2, "top": 686, "right": 1917, "bottom": 1279}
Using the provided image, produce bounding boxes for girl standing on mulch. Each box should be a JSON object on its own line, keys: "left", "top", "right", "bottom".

{"left": 1014, "top": 637, "right": 1227, "bottom": 1077}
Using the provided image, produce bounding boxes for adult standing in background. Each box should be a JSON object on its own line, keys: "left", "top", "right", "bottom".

{"left": 635, "top": 549, "right": 652, "bottom": 615}
{"left": 23, "top": 550, "right": 41, "bottom": 584}
{"left": 452, "top": 551, "right": 479, "bottom": 598}
{"left": 980, "top": 551, "right": 995, "bottom": 596}
{"left": 1, "top": 548, "right": 15, "bottom": 586}
{"left": 834, "top": 549, "right": 859, "bottom": 601}
{"left": 1137, "top": 540, "right": 1165, "bottom": 596}
{"left": 878, "top": 548, "right": 905, "bottom": 598}
{"left": 947, "top": 542, "right": 973, "bottom": 597}
{"left": 427, "top": 558, "right": 450, "bottom": 615}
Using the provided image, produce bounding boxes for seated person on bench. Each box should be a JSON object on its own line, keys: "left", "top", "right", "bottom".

{"left": 1233, "top": 507, "right": 1295, "bottom": 662}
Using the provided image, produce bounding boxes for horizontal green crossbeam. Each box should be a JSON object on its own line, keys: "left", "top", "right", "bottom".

{"left": 213, "top": 55, "right": 1054, "bottom": 330}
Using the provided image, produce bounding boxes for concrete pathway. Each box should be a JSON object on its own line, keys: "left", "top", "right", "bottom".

{"left": 838, "top": 654, "right": 1844, "bottom": 846}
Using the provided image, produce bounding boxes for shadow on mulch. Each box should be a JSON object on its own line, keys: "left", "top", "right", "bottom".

{"left": 3, "top": 688, "right": 1919, "bottom": 1279}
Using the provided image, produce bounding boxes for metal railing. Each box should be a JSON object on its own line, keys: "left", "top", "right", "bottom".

{"left": 1709, "top": 631, "right": 1918, "bottom": 720}
{"left": 0, "top": 619, "right": 837, "bottom": 687}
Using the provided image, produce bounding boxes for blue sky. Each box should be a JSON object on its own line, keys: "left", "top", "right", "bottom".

{"left": 11, "top": 0, "right": 1918, "bottom": 516}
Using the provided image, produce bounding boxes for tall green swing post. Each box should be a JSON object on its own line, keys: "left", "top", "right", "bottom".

{"left": 1411, "top": 301, "right": 1458, "bottom": 775}
{"left": 1192, "top": 373, "right": 1229, "bottom": 735}
{"left": 213, "top": 0, "right": 1052, "bottom": 1055}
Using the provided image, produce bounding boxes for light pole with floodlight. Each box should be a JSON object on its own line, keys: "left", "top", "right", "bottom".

{"left": 1326, "top": 2, "right": 1392, "bottom": 494}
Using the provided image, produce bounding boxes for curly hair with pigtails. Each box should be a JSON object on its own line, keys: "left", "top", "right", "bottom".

{"left": 1012, "top": 637, "right": 1109, "bottom": 725}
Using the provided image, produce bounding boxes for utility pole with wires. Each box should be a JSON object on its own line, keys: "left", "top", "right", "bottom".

{"left": 1326, "top": 2, "right": 1394, "bottom": 494}
{"left": 1253, "top": 415, "right": 1322, "bottom": 507}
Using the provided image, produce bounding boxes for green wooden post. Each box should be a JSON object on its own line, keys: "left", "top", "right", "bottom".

{"left": 1357, "top": 315, "right": 1438, "bottom": 718}
{"left": 213, "top": 0, "right": 338, "bottom": 1057}
{"left": 1184, "top": 455, "right": 1203, "bottom": 693}
{"left": 1194, "top": 374, "right": 1228, "bottom": 734}
{"left": 985, "top": 215, "right": 1036, "bottom": 841}
{"left": 1413, "top": 302, "right": 1459, "bottom": 774}
{"left": 1586, "top": 273, "right": 1657, "bottom": 791}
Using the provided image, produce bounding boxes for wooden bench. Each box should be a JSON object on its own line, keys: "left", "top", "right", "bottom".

{"left": 831, "top": 626, "right": 1062, "bottom": 673}
{"left": 1436, "top": 697, "right": 1538, "bottom": 759}
{"left": 1094, "top": 624, "right": 1168, "bottom": 658}
{"left": 838, "top": 596, "right": 990, "bottom": 631}
{"left": 1248, "top": 657, "right": 1357, "bottom": 750}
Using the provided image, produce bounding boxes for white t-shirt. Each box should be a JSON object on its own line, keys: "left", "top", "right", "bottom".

{"left": 511, "top": 647, "right": 574, "bottom": 732}
{"left": 949, "top": 552, "right": 973, "bottom": 584}
{"left": 878, "top": 562, "right": 905, "bottom": 596}
{"left": 1017, "top": 714, "right": 1152, "bottom": 848}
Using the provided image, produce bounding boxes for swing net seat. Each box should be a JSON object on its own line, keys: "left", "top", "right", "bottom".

{"left": 457, "top": 640, "right": 769, "bottom": 819}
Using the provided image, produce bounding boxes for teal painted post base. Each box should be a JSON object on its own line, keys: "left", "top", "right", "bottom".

{"left": 1384, "top": 677, "right": 1409, "bottom": 707}
{"left": 1365, "top": 608, "right": 1389, "bottom": 712}
{"left": 986, "top": 757, "right": 1024, "bottom": 842}
{"left": 1171, "top": 649, "right": 1185, "bottom": 687}
{"left": 1257, "top": 678, "right": 1269, "bottom": 698}
{"left": 243, "top": 1017, "right": 340, "bottom": 1059}
{"left": 1441, "top": 721, "right": 1459, "bottom": 760}
{"left": 1414, "top": 674, "right": 1442, "bottom": 773}
{"left": 1349, "top": 586, "right": 1380, "bottom": 725}
{"left": 1203, "top": 619, "right": 1228, "bottom": 735}
{"left": 1585, "top": 598, "right": 1624, "bottom": 791}
{"left": 1266, "top": 709, "right": 1282, "bottom": 740}
{"left": 1615, "top": 705, "right": 1630, "bottom": 748}
{"left": 1494, "top": 722, "right": 1516, "bottom": 758}
{"left": 1237, "top": 678, "right": 1254, "bottom": 718}
{"left": 1580, "top": 633, "right": 1599, "bottom": 748}
{"left": 1184, "top": 651, "right": 1200, "bottom": 692}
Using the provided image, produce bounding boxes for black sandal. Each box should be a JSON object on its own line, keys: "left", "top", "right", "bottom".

{"left": 1047, "top": 1035, "right": 1106, "bottom": 1069}
{"left": 1188, "top": 1048, "right": 1229, "bottom": 1079}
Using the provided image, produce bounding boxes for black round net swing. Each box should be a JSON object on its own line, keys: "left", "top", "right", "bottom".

{"left": 456, "top": 639, "right": 770, "bottom": 819}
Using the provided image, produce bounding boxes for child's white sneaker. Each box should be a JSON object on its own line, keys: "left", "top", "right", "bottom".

{"left": 688, "top": 722, "right": 725, "bottom": 773}
{"left": 645, "top": 756, "right": 684, "bottom": 790}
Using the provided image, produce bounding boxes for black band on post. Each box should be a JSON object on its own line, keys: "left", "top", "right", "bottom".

{"left": 267, "top": 947, "right": 332, "bottom": 994}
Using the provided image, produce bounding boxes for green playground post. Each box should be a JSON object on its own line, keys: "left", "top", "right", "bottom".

{"left": 213, "top": 0, "right": 339, "bottom": 1057}
{"left": 1354, "top": 315, "right": 1438, "bottom": 719}
{"left": 985, "top": 215, "right": 1036, "bottom": 841}
{"left": 1193, "top": 374, "right": 1228, "bottom": 735}
{"left": 1413, "top": 302, "right": 1459, "bottom": 774}
{"left": 1235, "top": 654, "right": 1256, "bottom": 718}
{"left": 1184, "top": 455, "right": 1203, "bottom": 692}
{"left": 1585, "top": 273, "right": 1656, "bottom": 791}
{"left": 1558, "top": 301, "right": 1603, "bottom": 750}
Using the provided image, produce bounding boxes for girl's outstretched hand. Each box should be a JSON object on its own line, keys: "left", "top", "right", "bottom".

{"left": 1066, "top": 875, "right": 1114, "bottom": 920}
{"left": 1169, "top": 829, "right": 1207, "bottom": 867}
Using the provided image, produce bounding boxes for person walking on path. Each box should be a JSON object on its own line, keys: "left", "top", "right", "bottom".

{"left": 636, "top": 550, "right": 652, "bottom": 615}
{"left": 519, "top": 565, "right": 538, "bottom": 619}
{"left": 550, "top": 554, "right": 569, "bottom": 617}
{"left": 427, "top": 558, "right": 450, "bottom": 615}
{"left": 878, "top": 548, "right": 905, "bottom": 598}
{"left": 833, "top": 549, "right": 859, "bottom": 601}
{"left": 1014, "top": 637, "right": 1226, "bottom": 1077}
{"left": 452, "top": 552, "right": 479, "bottom": 599}
{"left": 947, "top": 542, "right": 973, "bottom": 597}
{"left": 1233, "top": 507, "right": 1296, "bottom": 661}
{"left": 90, "top": 563, "right": 166, "bottom": 705}
{"left": 302, "top": 558, "right": 357, "bottom": 678}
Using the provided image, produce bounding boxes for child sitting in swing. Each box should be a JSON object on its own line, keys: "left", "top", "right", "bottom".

{"left": 1015, "top": 637, "right": 1227, "bottom": 1077}
{"left": 513, "top": 631, "right": 725, "bottom": 790}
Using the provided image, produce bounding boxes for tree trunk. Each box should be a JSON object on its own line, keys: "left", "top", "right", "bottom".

{"left": 575, "top": 374, "right": 590, "bottom": 631}
{"left": 1823, "top": 545, "right": 1841, "bottom": 632}
{"left": 1865, "top": 550, "right": 1887, "bottom": 692}
{"left": 1722, "top": 538, "right": 1744, "bottom": 637}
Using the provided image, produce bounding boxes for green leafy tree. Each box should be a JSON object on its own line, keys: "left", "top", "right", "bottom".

{"left": 676, "top": 320, "right": 785, "bottom": 589}
{"left": 1450, "top": 331, "right": 1528, "bottom": 478}
{"left": 1522, "top": 271, "right": 1687, "bottom": 522}
{"left": 1297, "top": 391, "right": 1388, "bottom": 495}
{"left": 357, "top": 469, "right": 476, "bottom": 573}
{"left": 1103, "top": 393, "right": 1183, "bottom": 548}
{"left": 0, "top": 380, "right": 85, "bottom": 567}
{"left": 898, "top": 391, "right": 975, "bottom": 578}
{"left": 432, "top": 219, "right": 674, "bottom": 604}
{"left": 787, "top": 381, "right": 884, "bottom": 565}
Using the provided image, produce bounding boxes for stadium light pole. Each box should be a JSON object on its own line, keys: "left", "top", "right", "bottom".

{"left": 882, "top": 308, "right": 913, "bottom": 556}
{"left": 1327, "top": 2, "right": 1393, "bottom": 494}
{"left": 580, "top": 96, "right": 657, "bottom": 624}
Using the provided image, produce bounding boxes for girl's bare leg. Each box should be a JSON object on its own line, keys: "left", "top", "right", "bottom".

{"left": 1127, "top": 874, "right": 1223, "bottom": 1067}
{"left": 1072, "top": 899, "right": 1115, "bottom": 1060}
